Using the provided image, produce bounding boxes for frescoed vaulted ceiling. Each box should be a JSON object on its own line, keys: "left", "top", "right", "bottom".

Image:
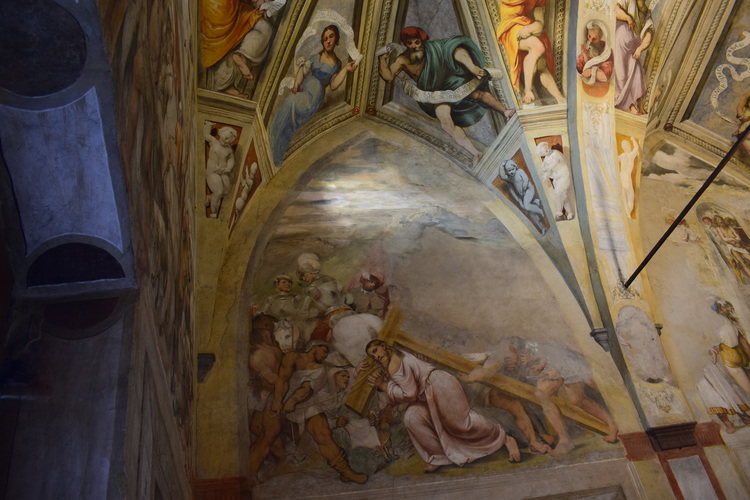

{"left": 185, "top": 1, "right": 750, "bottom": 497}
{"left": 1, "top": 0, "right": 750, "bottom": 498}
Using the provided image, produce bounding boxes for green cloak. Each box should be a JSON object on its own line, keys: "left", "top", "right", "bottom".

{"left": 417, "top": 36, "right": 487, "bottom": 128}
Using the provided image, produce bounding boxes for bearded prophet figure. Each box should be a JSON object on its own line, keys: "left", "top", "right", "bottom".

{"left": 378, "top": 26, "right": 515, "bottom": 166}
{"left": 576, "top": 22, "right": 613, "bottom": 85}
{"left": 366, "top": 340, "right": 520, "bottom": 472}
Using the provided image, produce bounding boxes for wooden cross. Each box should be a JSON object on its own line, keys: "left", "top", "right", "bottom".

{"left": 345, "top": 306, "right": 609, "bottom": 435}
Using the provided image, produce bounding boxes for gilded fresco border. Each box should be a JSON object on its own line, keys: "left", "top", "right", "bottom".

{"left": 641, "top": 0, "right": 687, "bottom": 111}
{"left": 665, "top": 0, "right": 734, "bottom": 127}
{"left": 256, "top": 0, "right": 312, "bottom": 119}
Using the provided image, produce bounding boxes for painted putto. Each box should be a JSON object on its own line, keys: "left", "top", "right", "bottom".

{"left": 494, "top": 154, "right": 548, "bottom": 233}
{"left": 537, "top": 141, "right": 575, "bottom": 221}
{"left": 203, "top": 121, "right": 239, "bottom": 218}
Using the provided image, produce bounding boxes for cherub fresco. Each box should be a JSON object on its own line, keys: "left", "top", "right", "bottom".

{"left": 200, "top": 0, "right": 287, "bottom": 98}
{"left": 377, "top": 26, "right": 515, "bottom": 166}
{"left": 228, "top": 157, "right": 260, "bottom": 232}
{"left": 698, "top": 204, "right": 750, "bottom": 283}
{"left": 494, "top": 154, "right": 548, "bottom": 233}
{"left": 496, "top": 0, "right": 564, "bottom": 105}
{"left": 269, "top": 11, "right": 361, "bottom": 166}
{"left": 617, "top": 136, "right": 639, "bottom": 218}
{"left": 536, "top": 141, "right": 574, "bottom": 221}
{"left": 203, "top": 121, "right": 239, "bottom": 218}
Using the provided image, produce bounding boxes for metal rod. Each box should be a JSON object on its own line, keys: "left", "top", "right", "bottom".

{"left": 623, "top": 125, "right": 750, "bottom": 289}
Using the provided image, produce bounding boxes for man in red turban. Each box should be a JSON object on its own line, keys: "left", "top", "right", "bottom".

{"left": 399, "top": 26, "right": 429, "bottom": 44}
{"left": 378, "top": 26, "right": 515, "bottom": 167}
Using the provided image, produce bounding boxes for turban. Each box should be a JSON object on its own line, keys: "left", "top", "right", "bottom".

{"left": 400, "top": 26, "right": 429, "bottom": 44}
{"left": 360, "top": 273, "right": 383, "bottom": 288}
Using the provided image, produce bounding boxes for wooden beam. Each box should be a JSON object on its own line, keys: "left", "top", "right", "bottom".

{"left": 343, "top": 307, "right": 405, "bottom": 413}
{"left": 344, "top": 307, "right": 609, "bottom": 435}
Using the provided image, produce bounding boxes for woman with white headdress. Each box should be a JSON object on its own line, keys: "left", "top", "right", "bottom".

{"left": 269, "top": 12, "right": 361, "bottom": 166}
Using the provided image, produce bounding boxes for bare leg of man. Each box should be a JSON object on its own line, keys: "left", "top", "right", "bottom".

{"left": 250, "top": 410, "right": 285, "bottom": 461}
{"left": 718, "top": 414, "right": 736, "bottom": 433}
{"left": 248, "top": 408, "right": 283, "bottom": 485}
{"left": 468, "top": 89, "right": 516, "bottom": 120}
{"left": 435, "top": 103, "right": 482, "bottom": 167}
{"left": 538, "top": 68, "right": 565, "bottom": 103}
{"left": 535, "top": 377, "right": 575, "bottom": 456}
{"left": 306, "top": 413, "right": 367, "bottom": 483}
{"left": 505, "top": 435, "right": 521, "bottom": 463}
{"left": 564, "top": 382, "right": 618, "bottom": 443}
{"left": 518, "top": 36, "right": 546, "bottom": 104}
{"left": 732, "top": 251, "right": 750, "bottom": 280}
{"left": 488, "top": 390, "right": 550, "bottom": 454}
{"left": 454, "top": 47, "right": 517, "bottom": 120}
{"left": 232, "top": 53, "right": 255, "bottom": 80}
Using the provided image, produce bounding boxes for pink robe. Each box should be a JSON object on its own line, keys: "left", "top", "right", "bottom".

{"left": 386, "top": 352, "right": 506, "bottom": 466}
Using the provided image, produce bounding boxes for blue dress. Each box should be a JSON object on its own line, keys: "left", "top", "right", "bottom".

{"left": 270, "top": 56, "right": 342, "bottom": 166}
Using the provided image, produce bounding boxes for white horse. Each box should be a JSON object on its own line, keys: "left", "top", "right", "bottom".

{"left": 329, "top": 313, "right": 383, "bottom": 366}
